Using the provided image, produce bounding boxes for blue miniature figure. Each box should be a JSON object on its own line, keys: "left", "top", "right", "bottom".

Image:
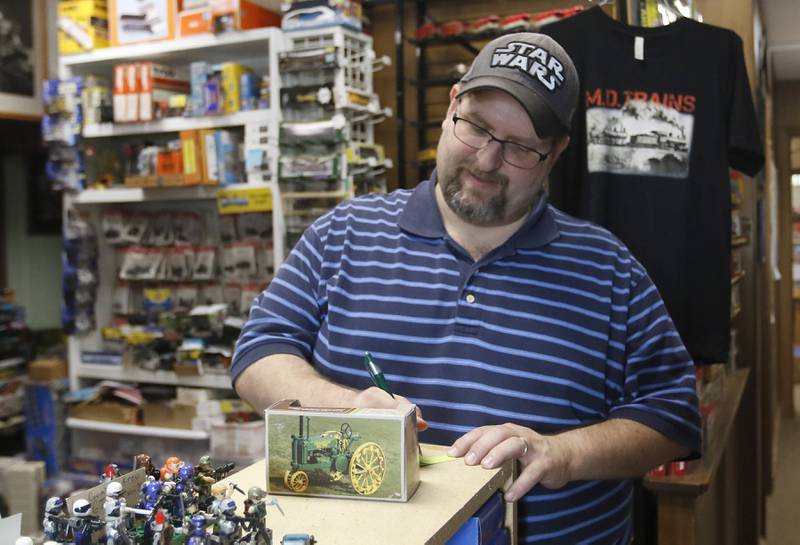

{"left": 139, "top": 477, "right": 162, "bottom": 510}
{"left": 68, "top": 499, "right": 105, "bottom": 545}
{"left": 42, "top": 496, "right": 69, "bottom": 542}
{"left": 187, "top": 512, "right": 213, "bottom": 545}
{"left": 176, "top": 463, "right": 194, "bottom": 495}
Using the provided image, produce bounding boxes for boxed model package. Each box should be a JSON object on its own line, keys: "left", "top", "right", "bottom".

{"left": 265, "top": 399, "right": 420, "bottom": 502}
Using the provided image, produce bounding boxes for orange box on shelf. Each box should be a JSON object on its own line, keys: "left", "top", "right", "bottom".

{"left": 179, "top": 7, "right": 213, "bottom": 36}
{"left": 156, "top": 150, "right": 183, "bottom": 176}
{"left": 109, "top": 0, "right": 177, "bottom": 46}
{"left": 211, "top": 0, "right": 281, "bottom": 31}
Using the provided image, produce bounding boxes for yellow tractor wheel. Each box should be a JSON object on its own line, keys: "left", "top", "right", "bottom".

{"left": 349, "top": 442, "right": 386, "bottom": 496}
{"left": 285, "top": 470, "right": 309, "bottom": 492}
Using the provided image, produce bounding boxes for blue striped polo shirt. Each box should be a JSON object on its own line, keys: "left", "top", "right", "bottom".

{"left": 232, "top": 176, "right": 702, "bottom": 544}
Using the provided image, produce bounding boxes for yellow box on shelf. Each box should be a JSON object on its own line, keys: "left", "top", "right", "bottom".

{"left": 58, "top": 0, "right": 109, "bottom": 54}
{"left": 217, "top": 185, "right": 272, "bottom": 214}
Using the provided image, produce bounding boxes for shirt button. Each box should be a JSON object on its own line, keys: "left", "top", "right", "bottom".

{"left": 465, "top": 293, "right": 476, "bottom": 303}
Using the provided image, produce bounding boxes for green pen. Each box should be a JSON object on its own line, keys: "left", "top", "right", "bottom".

{"left": 364, "top": 351, "right": 423, "bottom": 457}
{"left": 363, "top": 351, "right": 395, "bottom": 398}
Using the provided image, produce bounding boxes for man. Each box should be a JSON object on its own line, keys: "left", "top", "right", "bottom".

{"left": 232, "top": 33, "right": 701, "bottom": 543}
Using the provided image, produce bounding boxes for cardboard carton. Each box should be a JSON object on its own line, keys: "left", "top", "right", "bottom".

{"left": 143, "top": 400, "right": 197, "bottom": 429}
{"left": 68, "top": 400, "right": 139, "bottom": 424}
{"left": 265, "top": 399, "right": 420, "bottom": 502}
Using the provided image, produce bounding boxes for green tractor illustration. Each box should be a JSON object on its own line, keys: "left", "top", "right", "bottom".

{"left": 283, "top": 416, "right": 386, "bottom": 496}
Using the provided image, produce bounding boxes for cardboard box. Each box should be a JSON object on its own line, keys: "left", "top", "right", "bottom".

{"left": 29, "top": 356, "right": 69, "bottom": 381}
{"left": 179, "top": 7, "right": 213, "bottom": 36}
{"left": 143, "top": 400, "right": 197, "bottom": 429}
{"left": 0, "top": 459, "right": 45, "bottom": 536}
{"left": 211, "top": 0, "right": 281, "bottom": 31}
{"left": 220, "top": 62, "right": 253, "bottom": 113}
{"left": 68, "top": 400, "right": 139, "bottom": 424}
{"left": 212, "top": 419, "right": 264, "bottom": 464}
{"left": 180, "top": 129, "right": 203, "bottom": 184}
{"left": 139, "top": 62, "right": 190, "bottom": 121}
{"left": 58, "top": 0, "right": 109, "bottom": 54}
{"left": 113, "top": 63, "right": 127, "bottom": 123}
{"left": 109, "top": 0, "right": 177, "bottom": 46}
{"left": 265, "top": 399, "right": 420, "bottom": 502}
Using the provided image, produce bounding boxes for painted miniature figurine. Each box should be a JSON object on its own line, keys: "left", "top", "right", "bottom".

{"left": 159, "top": 480, "right": 186, "bottom": 534}
{"left": 104, "top": 499, "right": 131, "bottom": 545}
{"left": 212, "top": 498, "right": 243, "bottom": 545}
{"left": 147, "top": 509, "right": 173, "bottom": 545}
{"left": 241, "top": 488, "right": 281, "bottom": 545}
{"left": 160, "top": 456, "right": 183, "bottom": 481}
{"left": 42, "top": 496, "right": 69, "bottom": 542}
{"left": 68, "top": 499, "right": 105, "bottom": 545}
{"left": 101, "top": 463, "right": 120, "bottom": 482}
{"left": 186, "top": 512, "right": 213, "bottom": 545}
{"left": 193, "top": 455, "right": 217, "bottom": 509}
{"left": 176, "top": 463, "right": 194, "bottom": 495}
{"left": 134, "top": 453, "right": 160, "bottom": 480}
{"left": 104, "top": 481, "right": 127, "bottom": 515}
{"left": 139, "top": 477, "right": 162, "bottom": 511}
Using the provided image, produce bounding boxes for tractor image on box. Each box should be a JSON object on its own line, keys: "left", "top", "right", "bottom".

{"left": 283, "top": 416, "right": 387, "bottom": 496}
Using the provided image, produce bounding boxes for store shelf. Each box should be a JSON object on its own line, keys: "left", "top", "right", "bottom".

{"left": 66, "top": 418, "right": 209, "bottom": 440}
{"left": 644, "top": 368, "right": 749, "bottom": 494}
{"left": 0, "top": 357, "right": 25, "bottom": 370}
{"left": 76, "top": 363, "right": 232, "bottom": 389}
{"left": 83, "top": 110, "right": 276, "bottom": 138}
{"left": 60, "top": 27, "right": 283, "bottom": 71}
{"left": 74, "top": 182, "right": 270, "bottom": 205}
{"left": 731, "top": 236, "right": 749, "bottom": 248}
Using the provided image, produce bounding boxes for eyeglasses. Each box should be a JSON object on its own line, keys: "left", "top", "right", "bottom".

{"left": 452, "top": 114, "right": 549, "bottom": 169}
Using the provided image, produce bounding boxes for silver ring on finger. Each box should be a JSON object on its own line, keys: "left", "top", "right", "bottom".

{"left": 517, "top": 436, "right": 529, "bottom": 458}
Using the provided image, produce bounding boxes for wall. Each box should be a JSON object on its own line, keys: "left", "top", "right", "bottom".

{"left": 369, "top": 0, "right": 608, "bottom": 189}
{"left": 2, "top": 154, "right": 62, "bottom": 329}
{"left": 774, "top": 79, "right": 800, "bottom": 413}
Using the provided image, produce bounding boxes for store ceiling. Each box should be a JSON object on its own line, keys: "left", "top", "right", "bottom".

{"left": 761, "top": 0, "right": 800, "bottom": 81}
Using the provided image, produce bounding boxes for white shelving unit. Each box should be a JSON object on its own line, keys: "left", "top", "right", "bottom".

{"left": 83, "top": 109, "right": 278, "bottom": 138}
{"left": 60, "top": 28, "right": 287, "bottom": 445}
{"left": 75, "top": 363, "right": 231, "bottom": 389}
{"left": 66, "top": 418, "right": 210, "bottom": 440}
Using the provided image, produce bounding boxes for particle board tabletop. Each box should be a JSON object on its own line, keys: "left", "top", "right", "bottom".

{"left": 219, "top": 443, "right": 516, "bottom": 545}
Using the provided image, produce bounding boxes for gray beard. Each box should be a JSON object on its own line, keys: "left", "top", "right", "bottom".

{"left": 441, "top": 167, "right": 508, "bottom": 226}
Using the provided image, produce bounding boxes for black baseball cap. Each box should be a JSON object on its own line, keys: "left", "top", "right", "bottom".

{"left": 457, "top": 33, "right": 579, "bottom": 138}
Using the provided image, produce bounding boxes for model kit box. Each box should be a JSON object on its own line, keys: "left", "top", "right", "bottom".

{"left": 265, "top": 399, "right": 420, "bottom": 502}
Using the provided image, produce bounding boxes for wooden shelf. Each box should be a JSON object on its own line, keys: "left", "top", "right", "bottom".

{"left": 644, "top": 368, "right": 749, "bottom": 495}
{"left": 731, "top": 271, "right": 745, "bottom": 285}
{"left": 66, "top": 418, "right": 209, "bottom": 440}
{"left": 731, "top": 305, "right": 742, "bottom": 319}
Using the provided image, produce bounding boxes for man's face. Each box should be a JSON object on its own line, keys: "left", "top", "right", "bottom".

{"left": 436, "top": 88, "right": 563, "bottom": 227}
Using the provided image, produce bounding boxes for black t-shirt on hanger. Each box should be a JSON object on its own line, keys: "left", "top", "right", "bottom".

{"left": 541, "top": 7, "right": 764, "bottom": 364}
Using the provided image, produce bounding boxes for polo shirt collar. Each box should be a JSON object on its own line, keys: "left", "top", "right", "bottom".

{"left": 398, "top": 169, "right": 560, "bottom": 250}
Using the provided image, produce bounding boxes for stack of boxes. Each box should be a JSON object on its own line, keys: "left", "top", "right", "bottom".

{"left": 277, "top": 26, "right": 391, "bottom": 253}
{"left": 58, "top": 0, "right": 282, "bottom": 56}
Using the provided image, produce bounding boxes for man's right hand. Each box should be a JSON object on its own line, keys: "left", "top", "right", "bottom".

{"left": 352, "top": 387, "right": 428, "bottom": 431}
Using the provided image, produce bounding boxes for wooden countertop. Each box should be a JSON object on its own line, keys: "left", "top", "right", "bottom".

{"left": 643, "top": 368, "right": 749, "bottom": 495}
{"left": 219, "top": 444, "right": 515, "bottom": 545}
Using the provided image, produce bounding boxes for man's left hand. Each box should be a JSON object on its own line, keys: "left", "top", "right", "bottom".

{"left": 447, "top": 423, "right": 571, "bottom": 502}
